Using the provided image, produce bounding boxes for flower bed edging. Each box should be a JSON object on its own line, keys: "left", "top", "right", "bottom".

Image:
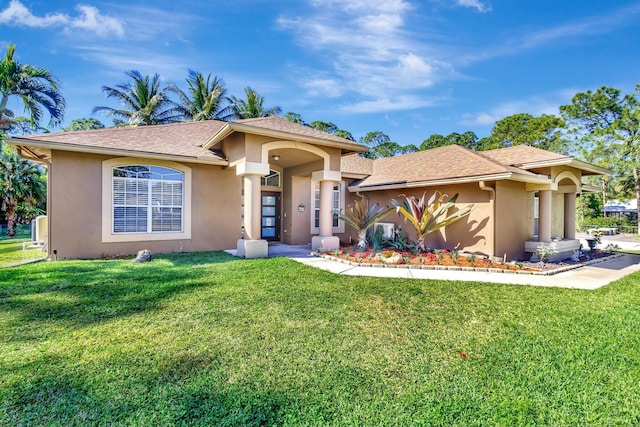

{"left": 316, "top": 252, "right": 623, "bottom": 276}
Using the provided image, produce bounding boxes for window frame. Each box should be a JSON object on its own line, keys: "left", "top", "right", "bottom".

{"left": 310, "top": 180, "right": 345, "bottom": 234}
{"left": 102, "top": 158, "right": 192, "bottom": 243}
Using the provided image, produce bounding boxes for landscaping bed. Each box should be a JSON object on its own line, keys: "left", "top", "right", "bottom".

{"left": 318, "top": 247, "right": 621, "bottom": 275}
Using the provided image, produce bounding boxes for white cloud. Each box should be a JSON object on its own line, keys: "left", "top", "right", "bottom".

{"left": 455, "top": 0, "right": 491, "bottom": 13}
{"left": 341, "top": 95, "right": 434, "bottom": 113}
{"left": 462, "top": 2, "right": 640, "bottom": 63}
{"left": 460, "top": 90, "right": 577, "bottom": 126}
{"left": 0, "top": 0, "right": 124, "bottom": 38}
{"left": 279, "top": 0, "right": 453, "bottom": 113}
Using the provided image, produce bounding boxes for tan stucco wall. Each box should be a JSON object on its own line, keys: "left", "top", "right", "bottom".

{"left": 494, "top": 180, "right": 533, "bottom": 260}
{"left": 339, "top": 183, "right": 494, "bottom": 256}
{"left": 49, "top": 150, "right": 241, "bottom": 259}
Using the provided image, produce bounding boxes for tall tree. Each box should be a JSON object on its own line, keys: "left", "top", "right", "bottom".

{"left": 0, "top": 146, "right": 46, "bottom": 237}
{"left": 420, "top": 131, "right": 478, "bottom": 151}
{"left": 309, "top": 120, "right": 338, "bottom": 134}
{"left": 359, "top": 131, "right": 414, "bottom": 159}
{"left": 0, "top": 43, "right": 65, "bottom": 132}
{"left": 477, "top": 113, "right": 568, "bottom": 153}
{"left": 166, "top": 70, "right": 233, "bottom": 121}
{"left": 560, "top": 85, "right": 640, "bottom": 230}
{"left": 93, "top": 70, "right": 177, "bottom": 126}
{"left": 62, "top": 118, "right": 104, "bottom": 131}
{"left": 228, "top": 87, "right": 281, "bottom": 119}
{"left": 284, "top": 111, "right": 306, "bottom": 125}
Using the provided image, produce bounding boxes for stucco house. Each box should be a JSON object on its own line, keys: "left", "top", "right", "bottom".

{"left": 8, "top": 117, "right": 609, "bottom": 261}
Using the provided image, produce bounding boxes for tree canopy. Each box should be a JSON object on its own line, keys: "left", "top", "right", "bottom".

{"left": 228, "top": 87, "right": 281, "bottom": 120}
{"left": 167, "top": 70, "right": 233, "bottom": 122}
{"left": 63, "top": 118, "right": 105, "bottom": 132}
{"left": 93, "top": 70, "right": 178, "bottom": 126}
{"left": 560, "top": 85, "right": 640, "bottom": 227}
{"left": 0, "top": 43, "right": 65, "bottom": 131}
{"left": 478, "top": 113, "right": 568, "bottom": 153}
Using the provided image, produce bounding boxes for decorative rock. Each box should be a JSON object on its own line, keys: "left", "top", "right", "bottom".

{"left": 134, "top": 249, "right": 153, "bottom": 263}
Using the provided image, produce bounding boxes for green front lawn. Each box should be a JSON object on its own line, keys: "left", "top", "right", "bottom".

{"left": 1, "top": 252, "right": 639, "bottom": 426}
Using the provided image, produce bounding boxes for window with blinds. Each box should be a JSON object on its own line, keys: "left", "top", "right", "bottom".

{"left": 112, "top": 165, "right": 184, "bottom": 233}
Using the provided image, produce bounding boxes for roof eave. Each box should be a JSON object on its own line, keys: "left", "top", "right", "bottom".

{"left": 7, "top": 138, "right": 229, "bottom": 166}
{"left": 349, "top": 172, "right": 514, "bottom": 192}
{"left": 203, "top": 122, "right": 369, "bottom": 154}
{"left": 518, "top": 158, "right": 611, "bottom": 175}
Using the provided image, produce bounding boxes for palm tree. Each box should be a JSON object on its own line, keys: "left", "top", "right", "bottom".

{"left": 166, "top": 70, "right": 233, "bottom": 121}
{"left": 0, "top": 43, "right": 65, "bottom": 131}
{"left": 228, "top": 87, "right": 282, "bottom": 119}
{"left": 92, "top": 70, "right": 177, "bottom": 126}
{"left": 0, "top": 147, "right": 46, "bottom": 237}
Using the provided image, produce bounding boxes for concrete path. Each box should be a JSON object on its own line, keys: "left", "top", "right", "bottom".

{"left": 289, "top": 253, "right": 640, "bottom": 290}
{"left": 229, "top": 242, "right": 640, "bottom": 290}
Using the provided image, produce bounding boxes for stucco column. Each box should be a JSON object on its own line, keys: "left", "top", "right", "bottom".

{"left": 564, "top": 192, "right": 577, "bottom": 240}
{"left": 538, "top": 190, "right": 552, "bottom": 242}
{"left": 318, "top": 179, "right": 334, "bottom": 237}
{"left": 236, "top": 161, "right": 270, "bottom": 258}
{"left": 311, "top": 170, "right": 342, "bottom": 251}
{"left": 243, "top": 174, "right": 262, "bottom": 240}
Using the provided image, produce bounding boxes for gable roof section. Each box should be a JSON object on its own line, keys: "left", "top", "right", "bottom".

{"left": 348, "top": 144, "right": 609, "bottom": 191}
{"left": 9, "top": 120, "right": 229, "bottom": 164}
{"left": 341, "top": 154, "right": 373, "bottom": 178}
{"left": 352, "top": 145, "right": 547, "bottom": 190}
{"left": 482, "top": 145, "right": 610, "bottom": 176}
{"left": 203, "top": 116, "right": 367, "bottom": 154}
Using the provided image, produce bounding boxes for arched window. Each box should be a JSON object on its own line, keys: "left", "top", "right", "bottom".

{"left": 112, "top": 165, "right": 184, "bottom": 233}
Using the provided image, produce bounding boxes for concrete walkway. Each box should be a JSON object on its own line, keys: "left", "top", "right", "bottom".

{"left": 227, "top": 242, "right": 640, "bottom": 290}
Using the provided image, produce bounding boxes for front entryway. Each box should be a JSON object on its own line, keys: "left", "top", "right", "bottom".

{"left": 261, "top": 192, "right": 281, "bottom": 241}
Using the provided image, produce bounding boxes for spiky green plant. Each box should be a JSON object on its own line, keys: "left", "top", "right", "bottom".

{"left": 392, "top": 191, "right": 473, "bottom": 252}
{"left": 339, "top": 198, "right": 394, "bottom": 250}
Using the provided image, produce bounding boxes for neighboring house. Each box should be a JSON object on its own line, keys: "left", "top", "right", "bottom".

{"left": 603, "top": 199, "right": 638, "bottom": 222}
{"left": 8, "top": 117, "right": 609, "bottom": 261}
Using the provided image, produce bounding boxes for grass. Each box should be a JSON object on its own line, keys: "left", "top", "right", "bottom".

{"left": 1, "top": 252, "right": 639, "bottom": 426}
{"left": 0, "top": 224, "right": 46, "bottom": 267}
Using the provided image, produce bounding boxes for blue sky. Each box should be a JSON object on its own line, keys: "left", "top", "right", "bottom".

{"left": 1, "top": 0, "right": 639, "bottom": 145}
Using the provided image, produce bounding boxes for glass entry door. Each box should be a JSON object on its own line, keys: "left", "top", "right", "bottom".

{"left": 261, "top": 192, "right": 281, "bottom": 241}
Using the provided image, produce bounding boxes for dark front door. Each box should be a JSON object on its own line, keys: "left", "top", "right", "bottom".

{"left": 261, "top": 192, "right": 281, "bottom": 241}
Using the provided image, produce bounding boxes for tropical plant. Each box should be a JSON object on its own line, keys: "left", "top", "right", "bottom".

{"left": 367, "top": 225, "right": 385, "bottom": 252}
{"left": 392, "top": 191, "right": 473, "bottom": 252}
{"left": 93, "top": 70, "right": 177, "bottom": 126}
{"left": 0, "top": 147, "right": 46, "bottom": 237}
{"left": 339, "top": 198, "right": 394, "bottom": 250}
{"left": 0, "top": 43, "right": 65, "bottom": 131}
{"left": 228, "top": 87, "right": 282, "bottom": 119}
{"left": 166, "top": 70, "right": 233, "bottom": 121}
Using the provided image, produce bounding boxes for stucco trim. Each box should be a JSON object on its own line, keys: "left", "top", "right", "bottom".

{"left": 7, "top": 138, "right": 228, "bottom": 166}
{"left": 101, "top": 157, "right": 192, "bottom": 243}
{"left": 519, "top": 158, "right": 611, "bottom": 176}
{"left": 261, "top": 140, "right": 331, "bottom": 170}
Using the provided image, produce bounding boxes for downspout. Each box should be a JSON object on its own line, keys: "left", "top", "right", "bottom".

{"left": 479, "top": 181, "right": 496, "bottom": 257}
{"left": 46, "top": 157, "right": 53, "bottom": 260}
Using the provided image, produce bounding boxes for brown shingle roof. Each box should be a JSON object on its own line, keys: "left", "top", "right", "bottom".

{"left": 341, "top": 154, "right": 373, "bottom": 176}
{"left": 482, "top": 145, "right": 569, "bottom": 166}
{"left": 355, "top": 145, "right": 512, "bottom": 187}
{"left": 14, "top": 120, "right": 228, "bottom": 161}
